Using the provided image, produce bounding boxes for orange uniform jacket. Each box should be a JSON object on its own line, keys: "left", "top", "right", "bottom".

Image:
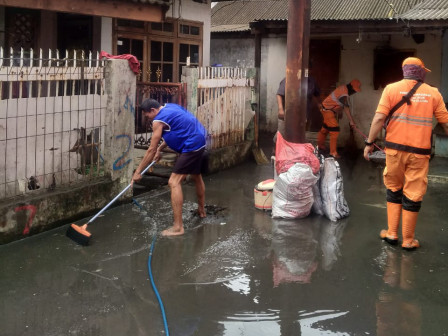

{"left": 322, "top": 85, "right": 349, "bottom": 117}
{"left": 377, "top": 79, "right": 448, "bottom": 155}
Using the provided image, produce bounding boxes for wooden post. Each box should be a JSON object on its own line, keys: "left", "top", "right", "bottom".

{"left": 284, "top": 0, "right": 311, "bottom": 143}
{"left": 254, "top": 31, "right": 262, "bottom": 147}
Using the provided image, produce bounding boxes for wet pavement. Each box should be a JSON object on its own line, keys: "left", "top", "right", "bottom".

{"left": 1, "top": 152, "right": 448, "bottom": 336}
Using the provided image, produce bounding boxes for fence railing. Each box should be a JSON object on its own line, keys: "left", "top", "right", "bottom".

{"left": 0, "top": 48, "right": 107, "bottom": 200}
{"left": 134, "top": 82, "right": 186, "bottom": 149}
{"left": 196, "top": 67, "right": 255, "bottom": 149}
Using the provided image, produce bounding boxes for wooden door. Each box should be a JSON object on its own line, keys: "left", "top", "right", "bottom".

{"left": 308, "top": 39, "right": 341, "bottom": 131}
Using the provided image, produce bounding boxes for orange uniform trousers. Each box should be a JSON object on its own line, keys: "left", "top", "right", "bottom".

{"left": 383, "top": 148, "right": 429, "bottom": 203}
{"left": 317, "top": 109, "right": 340, "bottom": 156}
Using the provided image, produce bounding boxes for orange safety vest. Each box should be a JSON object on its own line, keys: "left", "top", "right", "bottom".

{"left": 322, "top": 85, "right": 349, "bottom": 116}
{"left": 377, "top": 79, "right": 448, "bottom": 155}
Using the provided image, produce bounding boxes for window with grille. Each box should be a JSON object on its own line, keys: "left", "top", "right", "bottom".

{"left": 114, "top": 18, "right": 202, "bottom": 83}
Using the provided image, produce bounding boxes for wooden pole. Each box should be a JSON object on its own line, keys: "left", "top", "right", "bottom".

{"left": 284, "top": 0, "right": 311, "bottom": 143}
{"left": 254, "top": 32, "right": 262, "bottom": 147}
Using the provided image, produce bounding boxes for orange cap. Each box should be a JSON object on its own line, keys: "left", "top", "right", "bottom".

{"left": 402, "top": 57, "right": 431, "bottom": 72}
{"left": 350, "top": 79, "right": 362, "bottom": 92}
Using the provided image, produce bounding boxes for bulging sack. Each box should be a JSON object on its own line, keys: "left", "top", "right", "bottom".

{"left": 272, "top": 163, "right": 318, "bottom": 219}
{"left": 320, "top": 157, "right": 349, "bottom": 222}
{"left": 275, "top": 132, "right": 320, "bottom": 175}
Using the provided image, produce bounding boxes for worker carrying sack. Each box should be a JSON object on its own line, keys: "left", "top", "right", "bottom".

{"left": 272, "top": 163, "right": 318, "bottom": 219}
{"left": 320, "top": 157, "right": 349, "bottom": 222}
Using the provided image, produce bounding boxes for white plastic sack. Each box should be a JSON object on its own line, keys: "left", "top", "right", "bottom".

{"left": 311, "top": 172, "right": 324, "bottom": 216}
{"left": 320, "top": 157, "right": 350, "bottom": 222}
{"left": 311, "top": 151, "right": 325, "bottom": 216}
{"left": 272, "top": 163, "right": 318, "bottom": 219}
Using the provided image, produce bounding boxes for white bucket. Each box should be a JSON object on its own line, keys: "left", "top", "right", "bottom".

{"left": 254, "top": 179, "right": 276, "bottom": 210}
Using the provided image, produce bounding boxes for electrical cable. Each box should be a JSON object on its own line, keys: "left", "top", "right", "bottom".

{"left": 148, "top": 235, "right": 170, "bottom": 336}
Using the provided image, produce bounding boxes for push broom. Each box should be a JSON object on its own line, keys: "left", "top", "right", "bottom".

{"left": 66, "top": 161, "right": 156, "bottom": 246}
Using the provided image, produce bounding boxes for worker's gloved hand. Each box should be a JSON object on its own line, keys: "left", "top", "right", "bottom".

{"left": 349, "top": 121, "right": 355, "bottom": 128}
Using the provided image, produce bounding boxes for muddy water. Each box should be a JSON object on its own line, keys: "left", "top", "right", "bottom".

{"left": 1, "top": 156, "right": 448, "bottom": 335}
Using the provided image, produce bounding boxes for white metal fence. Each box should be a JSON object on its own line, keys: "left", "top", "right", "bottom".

{"left": 196, "top": 67, "right": 254, "bottom": 149}
{"left": 0, "top": 48, "right": 107, "bottom": 199}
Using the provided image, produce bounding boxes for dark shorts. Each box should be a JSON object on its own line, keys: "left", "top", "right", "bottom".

{"left": 173, "top": 148, "right": 209, "bottom": 175}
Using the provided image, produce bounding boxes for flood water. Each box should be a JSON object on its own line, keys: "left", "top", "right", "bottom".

{"left": 1, "top": 154, "right": 448, "bottom": 335}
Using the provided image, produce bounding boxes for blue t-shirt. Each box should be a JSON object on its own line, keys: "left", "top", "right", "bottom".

{"left": 153, "top": 104, "right": 206, "bottom": 153}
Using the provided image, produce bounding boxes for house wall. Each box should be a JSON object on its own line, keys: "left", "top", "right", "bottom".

{"left": 257, "top": 32, "right": 443, "bottom": 149}
{"left": 441, "top": 29, "right": 448, "bottom": 101}
{"left": 168, "top": 0, "right": 211, "bottom": 66}
{"left": 260, "top": 36, "right": 287, "bottom": 131}
{"left": 210, "top": 36, "right": 255, "bottom": 67}
{"left": 0, "top": 1, "right": 210, "bottom": 65}
{"left": 339, "top": 33, "right": 442, "bottom": 147}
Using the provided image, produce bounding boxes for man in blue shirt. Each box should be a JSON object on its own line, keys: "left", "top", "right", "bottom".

{"left": 132, "top": 99, "right": 208, "bottom": 236}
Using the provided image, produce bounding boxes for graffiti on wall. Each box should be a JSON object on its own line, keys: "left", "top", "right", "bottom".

{"left": 0, "top": 204, "right": 38, "bottom": 235}
{"left": 15, "top": 205, "right": 37, "bottom": 235}
{"left": 119, "top": 87, "right": 135, "bottom": 116}
{"left": 113, "top": 134, "right": 132, "bottom": 171}
{"left": 123, "top": 95, "right": 135, "bottom": 116}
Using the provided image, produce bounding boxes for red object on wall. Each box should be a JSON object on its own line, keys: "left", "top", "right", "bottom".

{"left": 99, "top": 51, "right": 140, "bottom": 75}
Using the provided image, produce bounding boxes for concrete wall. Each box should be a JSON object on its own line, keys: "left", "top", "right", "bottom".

{"left": 440, "top": 29, "right": 448, "bottom": 101}
{"left": 168, "top": 0, "right": 211, "bottom": 66}
{"left": 0, "top": 60, "right": 136, "bottom": 244}
{"left": 260, "top": 36, "right": 287, "bottom": 131}
{"left": 339, "top": 33, "right": 442, "bottom": 147}
{"left": 210, "top": 36, "right": 255, "bottom": 67}
{"left": 237, "top": 32, "right": 445, "bottom": 150}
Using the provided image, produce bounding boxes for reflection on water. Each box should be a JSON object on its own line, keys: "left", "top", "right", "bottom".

{"left": 271, "top": 217, "right": 347, "bottom": 286}
{"left": 376, "top": 247, "right": 421, "bottom": 336}
{"left": 221, "top": 309, "right": 351, "bottom": 336}
{"left": 271, "top": 219, "right": 319, "bottom": 285}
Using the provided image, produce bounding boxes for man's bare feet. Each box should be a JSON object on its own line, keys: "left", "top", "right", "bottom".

{"left": 161, "top": 226, "right": 185, "bottom": 236}
{"left": 198, "top": 208, "right": 206, "bottom": 218}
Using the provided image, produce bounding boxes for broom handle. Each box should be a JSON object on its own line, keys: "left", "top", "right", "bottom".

{"left": 88, "top": 161, "right": 156, "bottom": 224}
{"left": 352, "top": 125, "right": 385, "bottom": 153}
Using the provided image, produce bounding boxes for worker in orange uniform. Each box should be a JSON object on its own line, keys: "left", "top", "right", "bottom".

{"left": 317, "top": 79, "right": 361, "bottom": 158}
{"left": 364, "top": 57, "right": 448, "bottom": 250}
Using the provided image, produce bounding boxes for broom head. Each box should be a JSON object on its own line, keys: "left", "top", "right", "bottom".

{"left": 66, "top": 223, "right": 91, "bottom": 246}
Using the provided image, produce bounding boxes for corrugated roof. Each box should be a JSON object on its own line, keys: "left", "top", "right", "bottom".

{"left": 400, "top": 0, "right": 448, "bottom": 20}
{"left": 120, "top": 0, "right": 170, "bottom": 6}
{"left": 211, "top": 24, "right": 251, "bottom": 32}
{"left": 212, "top": 0, "right": 431, "bottom": 27}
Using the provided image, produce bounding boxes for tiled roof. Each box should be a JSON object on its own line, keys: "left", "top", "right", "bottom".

{"left": 400, "top": 0, "right": 448, "bottom": 20}
{"left": 212, "top": 0, "right": 436, "bottom": 27}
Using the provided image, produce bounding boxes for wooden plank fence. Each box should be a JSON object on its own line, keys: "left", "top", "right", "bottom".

{"left": 196, "top": 67, "right": 254, "bottom": 149}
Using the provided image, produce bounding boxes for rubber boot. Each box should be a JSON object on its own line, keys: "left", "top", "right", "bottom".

{"left": 380, "top": 202, "right": 401, "bottom": 245}
{"left": 329, "top": 131, "right": 340, "bottom": 158}
{"left": 401, "top": 210, "right": 420, "bottom": 250}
